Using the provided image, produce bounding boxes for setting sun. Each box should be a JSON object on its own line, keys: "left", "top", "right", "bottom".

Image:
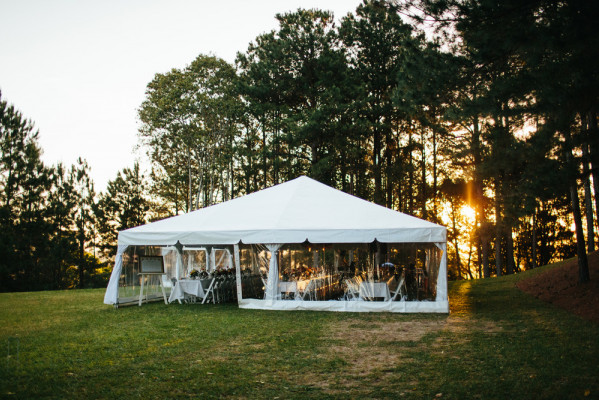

{"left": 461, "top": 205, "right": 476, "bottom": 222}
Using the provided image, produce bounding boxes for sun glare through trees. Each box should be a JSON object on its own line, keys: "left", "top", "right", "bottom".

{"left": 460, "top": 205, "right": 476, "bottom": 224}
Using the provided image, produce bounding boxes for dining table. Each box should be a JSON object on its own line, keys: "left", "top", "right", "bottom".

{"left": 168, "top": 278, "right": 212, "bottom": 303}
{"left": 359, "top": 281, "right": 391, "bottom": 301}
{"left": 278, "top": 281, "right": 297, "bottom": 299}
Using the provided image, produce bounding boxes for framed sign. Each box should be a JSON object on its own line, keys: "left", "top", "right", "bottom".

{"left": 140, "top": 256, "right": 164, "bottom": 274}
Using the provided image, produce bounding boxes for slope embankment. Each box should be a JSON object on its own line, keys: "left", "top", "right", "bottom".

{"left": 517, "top": 251, "right": 599, "bottom": 323}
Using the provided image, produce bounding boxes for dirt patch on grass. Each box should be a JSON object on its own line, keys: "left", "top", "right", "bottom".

{"left": 297, "top": 319, "right": 448, "bottom": 392}
{"left": 288, "top": 319, "right": 436, "bottom": 392}
{"left": 296, "top": 316, "right": 493, "bottom": 394}
{"left": 517, "top": 251, "right": 599, "bottom": 324}
{"left": 331, "top": 319, "right": 446, "bottom": 344}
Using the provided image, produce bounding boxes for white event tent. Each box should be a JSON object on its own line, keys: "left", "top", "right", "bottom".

{"left": 104, "top": 176, "right": 449, "bottom": 313}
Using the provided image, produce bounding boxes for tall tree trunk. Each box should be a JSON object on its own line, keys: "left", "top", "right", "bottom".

{"left": 494, "top": 179, "right": 503, "bottom": 277}
{"left": 395, "top": 172, "right": 403, "bottom": 212}
{"left": 570, "top": 182, "right": 590, "bottom": 283}
{"left": 477, "top": 235, "right": 483, "bottom": 278}
{"left": 432, "top": 127, "right": 438, "bottom": 218}
{"left": 538, "top": 202, "right": 550, "bottom": 265}
{"left": 481, "top": 223, "right": 491, "bottom": 278}
{"left": 466, "top": 235, "right": 474, "bottom": 280}
{"left": 471, "top": 115, "right": 488, "bottom": 275}
{"left": 505, "top": 223, "right": 515, "bottom": 274}
{"left": 494, "top": 232, "right": 502, "bottom": 277}
{"left": 187, "top": 144, "right": 192, "bottom": 212}
{"left": 78, "top": 217, "right": 85, "bottom": 289}
{"left": 341, "top": 153, "right": 347, "bottom": 192}
{"left": 373, "top": 125, "right": 383, "bottom": 205}
{"left": 174, "top": 186, "right": 180, "bottom": 215}
{"left": 229, "top": 133, "right": 234, "bottom": 200}
{"left": 408, "top": 129, "right": 414, "bottom": 214}
{"left": 587, "top": 112, "right": 599, "bottom": 230}
{"left": 565, "top": 129, "right": 590, "bottom": 283}
{"left": 310, "top": 143, "right": 320, "bottom": 181}
{"left": 451, "top": 203, "right": 461, "bottom": 279}
{"left": 208, "top": 171, "right": 215, "bottom": 207}
{"left": 531, "top": 210, "right": 537, "bottom": 269}
{"left": 274, "top": 111, "right": 279, "bottom": 185}
{"left": 582, "top": 143, "right": 595, "bottom": 252}
{"left": 385, "top": 159, "right": 393, "bottom": 209}
{"left": 195, "top": 150, "right": 205, "bottom": 209}
{"left": 262, "top": 118, "right": 267, "bottom": 188}
{"left": 421, "top": 130, "right": 427, "bottom": 220}
{"left": 385, "top": 126, "right": 394, "bottom": 209}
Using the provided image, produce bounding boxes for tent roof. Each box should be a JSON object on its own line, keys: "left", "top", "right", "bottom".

{"left": 118, "top": 176, "right": 446, "bottom": 246}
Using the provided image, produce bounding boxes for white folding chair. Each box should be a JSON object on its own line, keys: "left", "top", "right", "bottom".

{"left": 344, "top": 278, "right": 360, "bottom": 300}
{"left": 299, "top": 280, "right": 315, "bottom": 300}
{"left": 202, "top": 277, "right": 217, "bottom": 304}
{"left": 388, "top": 276, "right": 407, "bottom": 301}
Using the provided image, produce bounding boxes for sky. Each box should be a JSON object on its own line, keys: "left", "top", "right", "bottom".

{"left": 0, "top": 0, "right": 363, "bottom": 191}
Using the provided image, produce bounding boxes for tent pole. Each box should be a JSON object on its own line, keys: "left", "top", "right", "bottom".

{"left": 175, "top": 242, "right": 183, "bottom": 281}
{"left": 234, "top": 244, "right": 242, "bottom": 303}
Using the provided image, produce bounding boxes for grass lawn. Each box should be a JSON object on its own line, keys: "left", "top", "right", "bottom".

{"left": 1, "top": 263, "right": 598, "bottom": 399}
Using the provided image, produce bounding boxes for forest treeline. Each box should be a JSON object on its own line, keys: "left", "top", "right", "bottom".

{"left": 0, "top": 92, "right": 150, "bottom": 291}
{"left": 1, "top": 0, "right": 597, "bottom": 291}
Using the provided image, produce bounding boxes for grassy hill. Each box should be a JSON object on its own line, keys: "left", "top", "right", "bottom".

{"left": 1, "top": 264, "right": 598, "bottom": 399}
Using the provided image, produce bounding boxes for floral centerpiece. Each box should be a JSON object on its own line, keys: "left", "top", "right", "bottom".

{"left": 214, "top": 266, "right": 235, "bottom": 278}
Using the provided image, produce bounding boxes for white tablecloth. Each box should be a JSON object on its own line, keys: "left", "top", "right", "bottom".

{"left": 279, "top": 281, "right": 297, "bottom": 293}
{"left": 296, "top": 276, "right": 331, "bottom": 291}
{"left": 294, "top": 276, "right": 333, "bottom": 300}
{"left": 169, "top": 279, "right": 211, "bottom": 303}
{"left": 359, "top": 282, "right": 390, "bottom": 300}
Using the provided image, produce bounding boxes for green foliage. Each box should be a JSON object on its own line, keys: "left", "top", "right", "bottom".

{"left": 340, "top": 1, "right": 417, "bottom": 206}
{"left": 94, "top": 162, "right": 150, "bottom": 259}
{"left": 237, "top": 8, "right": 356, "bottom": 187}
{"left": 138, "top": 54, "right": 241, "bottom": 213}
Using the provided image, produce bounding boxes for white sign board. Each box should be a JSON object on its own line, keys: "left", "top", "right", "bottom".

{"left": 140, "top": 256, "right": 164, "bottom": 274}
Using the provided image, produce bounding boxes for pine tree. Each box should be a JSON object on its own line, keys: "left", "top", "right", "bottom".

{"left": 94, "top": 163, "right": 150, "bottom": 259}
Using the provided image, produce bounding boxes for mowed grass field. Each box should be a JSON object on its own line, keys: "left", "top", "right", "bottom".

{"left": 1, "top": 263, "right": 598, "bottom": 399}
